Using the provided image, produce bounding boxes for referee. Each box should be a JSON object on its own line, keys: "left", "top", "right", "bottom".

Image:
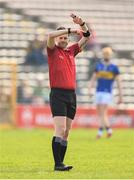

{"left": 47, "top": 14, "right": 91, "bottom": 171}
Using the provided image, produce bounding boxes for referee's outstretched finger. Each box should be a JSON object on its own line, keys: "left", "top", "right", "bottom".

{"left": 70, "top": 13, "right": 77, "bottom": 18}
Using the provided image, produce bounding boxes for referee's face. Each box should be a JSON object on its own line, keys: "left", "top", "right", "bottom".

{"left": 56, "top": 35, "right": 69, "bottom": 48}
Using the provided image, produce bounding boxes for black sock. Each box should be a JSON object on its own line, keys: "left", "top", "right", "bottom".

{"left": 52, "top": 136, "right": 62, "bottom": 166}
{"left": 106, "top": 126, "right": 110, "bottom": 131}
{"left": 60, "top": 139, "right": 68, "bottom": 163}
{"left": 99, "top": 127, "right": 104, "bottom": 131}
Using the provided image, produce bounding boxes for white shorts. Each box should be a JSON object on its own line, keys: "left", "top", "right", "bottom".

{"left": 95, "top": 92, "right": 112, "bottom": 105}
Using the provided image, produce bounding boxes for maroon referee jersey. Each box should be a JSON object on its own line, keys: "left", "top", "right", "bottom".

{"left": 47, "top": 43, "right": 81, "bottom": 89}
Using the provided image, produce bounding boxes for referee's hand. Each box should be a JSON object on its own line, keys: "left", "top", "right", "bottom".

{"left": 70, "top": 13, "right": 84, "bottom": 25}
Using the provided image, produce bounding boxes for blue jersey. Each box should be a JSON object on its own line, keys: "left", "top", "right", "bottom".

{"left": 95, "top": 61, "right": 120, "bottom": 93}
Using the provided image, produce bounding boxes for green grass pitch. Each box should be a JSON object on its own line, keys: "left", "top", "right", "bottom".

{"left": 0, "top": 128, "right": 134, "bottom": 179}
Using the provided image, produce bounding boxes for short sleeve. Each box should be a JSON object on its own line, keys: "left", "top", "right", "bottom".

{"left": 114, "top": 65, "right": 120, "bottom": 75}
{"left": 95, "top": 63, "right": 99, "bottom": 72}
{"left": 68, "top": 43, "right": 81, "bottom": 56}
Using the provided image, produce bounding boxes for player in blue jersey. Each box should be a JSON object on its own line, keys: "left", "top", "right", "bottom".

{"left": 89, "top": 47, "right": 123, "bottom": 138}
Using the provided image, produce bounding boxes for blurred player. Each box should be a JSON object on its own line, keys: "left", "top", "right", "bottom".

{"left": 47, "top": 14, "right": 91, "bottom": 171}
{"left": 89, "top": 47, "right": 123, "bottom": 138}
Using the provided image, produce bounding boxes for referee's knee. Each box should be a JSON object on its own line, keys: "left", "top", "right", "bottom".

{"left": 55, "top": 126, "right": 65, "bottom": 137}
{"left": 63, "top": 129, "right": 70, "bottom": 140}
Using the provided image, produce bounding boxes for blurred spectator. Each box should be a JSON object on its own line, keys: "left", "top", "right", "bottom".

{"left": 42, "top": 86, "right": 50, "bottom": 104}
{"left": 0, "top": 87, "right": 12, "bottom": 123}
{"left": 32, "top": 80, "right": 45, "bottom": 105}
{"left": 24, "top": 39, "right": 47, "bottom": 66}
{"left": 17, "top": 80, "right": 33, "bottom": 104}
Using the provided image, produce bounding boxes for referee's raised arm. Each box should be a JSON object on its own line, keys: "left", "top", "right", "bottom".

{"left": 70, "top": 13, "right": 91, "bottom": 49}
{"left": 47, "top": 27, "right": 78, "bottom": 49}
{"left": 47, "top": 14, "right": 91, "bottom": 49}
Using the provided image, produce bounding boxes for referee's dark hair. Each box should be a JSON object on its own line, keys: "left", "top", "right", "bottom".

{"left": 57, "top": 26, "right": 66, "bottom": 30}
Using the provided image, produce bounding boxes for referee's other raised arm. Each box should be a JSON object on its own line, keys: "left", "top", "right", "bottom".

{"left": 47, "top": 32, "right": 55, "bottom": 49}
{"left": 47, "top": 29, "right": 69, "bottom": 49}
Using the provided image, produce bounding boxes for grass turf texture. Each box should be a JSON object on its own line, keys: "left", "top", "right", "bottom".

{"left": 0, "top": 129, "right": 134, "bottom": 179}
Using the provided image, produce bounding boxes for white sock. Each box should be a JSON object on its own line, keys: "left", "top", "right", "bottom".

{"left": 107, "top": 128, "right": 113, "bottom": 134}
{"left": 97, "top": 129, "right": 103, "bottom": 136}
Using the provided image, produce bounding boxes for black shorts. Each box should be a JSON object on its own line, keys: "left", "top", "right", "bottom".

{"left": 49, "top": 88, "right": 76, "bottom": 120}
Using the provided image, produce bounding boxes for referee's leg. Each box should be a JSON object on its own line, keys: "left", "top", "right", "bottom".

{"left": 60, "top": 92, "right": 76, "bottom": 164}
{"left": 52, "top": 116, "right": 73, "bottom": 171}
{"left": 50, "top": 89, "right": 74, "bottom": 171}
{"left": 60, "top": 118, "right": 72, "bottom": 163}
{"left": 52, "top": 116, "right": 66, "bottom": 166}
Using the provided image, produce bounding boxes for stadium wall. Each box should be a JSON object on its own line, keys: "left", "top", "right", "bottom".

{"left": 16, "top": 105, "right": 134, "bottom": 128}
